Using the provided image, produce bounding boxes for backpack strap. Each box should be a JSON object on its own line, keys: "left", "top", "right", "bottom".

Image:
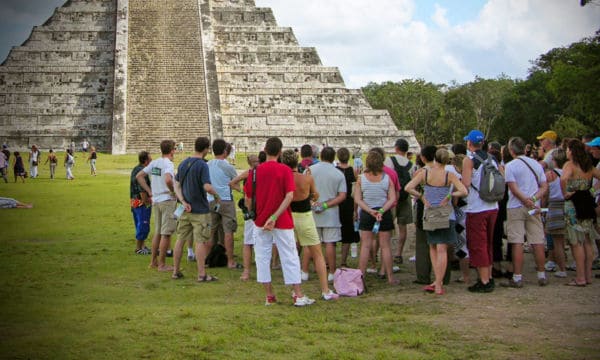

{"left": 517, "top": 157, "right": 541, "bottom": 187}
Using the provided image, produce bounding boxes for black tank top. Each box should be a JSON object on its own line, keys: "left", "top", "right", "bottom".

{"left": 291, "top": 196, "right": 311, "bottom": 213}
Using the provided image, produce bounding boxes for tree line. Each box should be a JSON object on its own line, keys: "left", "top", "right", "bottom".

{"left": 362, "top": 31, "right": 600, "bottom": 146}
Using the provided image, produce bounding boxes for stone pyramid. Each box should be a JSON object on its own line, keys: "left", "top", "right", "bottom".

{"left": 0, "top": 0, "right": 419, "bottom": 154}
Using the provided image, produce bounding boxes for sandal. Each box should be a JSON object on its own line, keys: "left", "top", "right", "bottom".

{"left": 171, "top": 271, "right": 184, "bottom": 280}
{"left": 228, "top": 263, "right": 243, "bottom": 270}
{"left": 565, "top": 280, "right": 586, "bottom": 287}
{"left": 197, "top": 275, "right": 218, "bottom": 283}
{"left": 423, "top": 285, "right": 435, "bottom": 293}
{"left": 240, "top": 273, "right": 250, "bottom": 281}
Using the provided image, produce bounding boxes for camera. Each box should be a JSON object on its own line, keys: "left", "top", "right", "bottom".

{"left": 238, "top": 198, "right": 255, "bottom": 221}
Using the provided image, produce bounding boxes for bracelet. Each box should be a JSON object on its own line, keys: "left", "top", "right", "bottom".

{"left": 378, "top": 208, "right": 385, "bottom": 214}
{"left": 269, "top": 215, "right": 277, "bottom": 222}
{"left": 322, "top": 202, "right": 329, "bottom": 210}
{"left": 531, "top": 195, "right": 537, "bottom": 202}
{"left": 446, "top": 194, "right": 452, "bottom": 200}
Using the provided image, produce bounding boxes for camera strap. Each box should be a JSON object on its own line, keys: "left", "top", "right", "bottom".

{"left": 251, "top": 166, "right": 257, "bottom": 216}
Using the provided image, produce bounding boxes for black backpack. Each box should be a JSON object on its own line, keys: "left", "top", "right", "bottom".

{"left": 390, "top": 156, "right": 413, "bottom": 201}
{"left": 205, "top": 243, "right": 228, "bottom": 267}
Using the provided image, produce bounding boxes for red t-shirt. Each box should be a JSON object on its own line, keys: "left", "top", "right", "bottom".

{"left": 244, "top": 160, "right": 295, "bottom": 229}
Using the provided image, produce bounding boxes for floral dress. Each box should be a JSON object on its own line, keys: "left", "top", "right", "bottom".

{"left": 564, "top": 178, "right": 599, "bottom": 244}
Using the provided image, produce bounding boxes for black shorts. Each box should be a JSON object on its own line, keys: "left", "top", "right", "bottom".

{"left": 359, "top": 207, "right": 394, "bottom": 232}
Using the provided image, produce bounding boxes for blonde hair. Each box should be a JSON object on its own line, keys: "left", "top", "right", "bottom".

{"left": 434, "top": 148, "right": 450, "bottom": 165}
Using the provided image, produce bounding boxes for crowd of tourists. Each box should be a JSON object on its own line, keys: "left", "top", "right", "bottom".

{"left": 0, "top": 139, "right": 97, "bottom": 182}
{"left": 130, "top": 131, "right": 600, "bottom": 305}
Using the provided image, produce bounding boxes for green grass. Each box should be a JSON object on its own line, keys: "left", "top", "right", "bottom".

{"left": 0, "top": 152, "right": 593, "bottom": 359}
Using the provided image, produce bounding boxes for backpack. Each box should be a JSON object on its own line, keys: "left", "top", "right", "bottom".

{"left": 471, "top": 153, "right": 505, "bottom": 202}
{"left": 390, "top": 156, "right": 413, "bottom": 201}
{"left": 333, "top": 268, "right": 365, "bottom": 296}
{"left": 205, "top": 243, "right": 228, "bottom": 267}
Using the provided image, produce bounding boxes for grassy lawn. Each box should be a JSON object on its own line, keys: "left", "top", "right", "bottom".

{"left": 0, "top": 152, "right": 596, "bottom": 359}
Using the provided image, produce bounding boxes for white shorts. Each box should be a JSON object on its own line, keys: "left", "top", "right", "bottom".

{"left": 243, "top": 220, "right": 256, "bottom": 245}
{"left": 317, "top": 227, "right": 341, "bottom": 243}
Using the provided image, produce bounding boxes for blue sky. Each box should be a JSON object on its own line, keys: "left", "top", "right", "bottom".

{"left": 1, "top": 0, "right": 599, "bottom": 88}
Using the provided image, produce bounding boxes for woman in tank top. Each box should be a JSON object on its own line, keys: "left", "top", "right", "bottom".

{"left": 543, "top": 148, "right": 567, "bottom": 277}
{"left": 405, "top": 148, "right": 467, "bottom": 295}
{"left": 354, "top": 150, "right": 398, "bottom": 285}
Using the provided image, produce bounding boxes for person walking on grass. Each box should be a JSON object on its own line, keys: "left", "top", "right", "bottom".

{"left": 502, "top": 137, "right": 549, "bottom": 288}
{"left": 136, "top": 140, "right": 177, "bottom": 272}
{"left": 281, "top": 149, "right": 339, "bottom": 301}
{"left": 45, "top": 149, "right": 58, "bottom": 179}
{"left": 244, "top": 137, "right": 314, "bottom": 306}
{"left": 65, "top": 148, "right": 75, "bottom": 180}
{"left": 13, "top": 151, "right": 26, "bottom": 183}
{"left": 131, "top": 151, "right": 153, "bottom": 255}
{"left": 172, "top": 137, "right": 220, "bottom": 282}
{"left": 87, "top": 146, "right": 97, "bottom": 176}
{"left": 29, "top": 144, "right": 40, "bottom": 179}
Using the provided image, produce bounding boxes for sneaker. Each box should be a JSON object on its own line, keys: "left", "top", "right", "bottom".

{"left": 538, "top": 277, "right": 549, "bottom": 286}
{"left": 409, "top": 256, "right": 416, "bottom": 262}
{"left": 294, "top": 295, "right": 316, "bottom": 307}
{"left": 265, "top": 295, "right": 277, "bottom": 306}
{"left": 467, "top": 280, "right": 494, "bottom": 293}
{"left": 366, "top": 268, "right": 377, "bottom": 274}
{"left": 392, "top": 265, "right": 401, "bottom": 273}
{"left": 187, "top": 254, "right": 196, "bottom": 262}
{"left": 566, "top": 262, "right": 576, "bottom": 271}
{"left": 544, "top": 261, "right": 557, "bottom": 272}
{"left": 501, "top": 278, "right": 523, "bottom": 288}
{"left": 327, "top": 273, "right": 335, "bottom": 282}
{"left": 321, "top": 290, "right": 340, "bottom": 301}
{"left": 136, "top": 248, "right": 151, "bottom": 255}
{"left": 301, "top": 271, "right": 309, "bottom": 281}
{"left": 166, "top": 249, "right": 173, "bottom": 258}
{"left": 554, "top": 271, "right": 567, "bottom": 278}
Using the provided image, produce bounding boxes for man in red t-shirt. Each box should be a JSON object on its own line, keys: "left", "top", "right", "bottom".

{"left": 244, "top": 137, "right": 315, "bottom": 306}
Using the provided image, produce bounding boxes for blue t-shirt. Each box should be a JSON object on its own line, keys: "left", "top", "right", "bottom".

{"left": 175, "top": 157, "right": 211, "bottom": 214}
{"left": 207, "top": 159, "right": 237, "bottom": 201}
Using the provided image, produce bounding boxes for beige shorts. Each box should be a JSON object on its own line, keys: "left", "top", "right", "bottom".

{"left": 177, "top": 212, "right": 211, "bottom": 243}
{"left": 153, "top": 200, "right": 177, "bottom": 235}
{"left": 506, "top": 207, "right": 545, "bottom": 245}
{"left": 210, "top": 200, "right": 238, "bottom": 233}
{"left": 396, "top": 198, "right": 414, "bottom": 225}
{"left": 292, "top": 211, "right": 320, "bottom": 247}
{"left": 317, "top": 226, "right": 341, "bottom": 244}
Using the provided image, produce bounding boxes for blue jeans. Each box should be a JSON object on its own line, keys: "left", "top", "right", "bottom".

{"left": 132, "top": 206, "right": 152, "bottom": 241}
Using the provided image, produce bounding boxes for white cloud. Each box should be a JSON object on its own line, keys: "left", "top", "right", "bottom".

{"left": 257, "top": 0, "right": 600, "bottom": 88}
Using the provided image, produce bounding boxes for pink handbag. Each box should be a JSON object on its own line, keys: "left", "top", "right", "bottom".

{"left": 333, "top": 268, "right": 365, "bottom": 297}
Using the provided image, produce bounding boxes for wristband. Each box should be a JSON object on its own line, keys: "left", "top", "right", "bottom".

{"left": 378, "top": 208, "right": 385, "bottom": 214}
{"left": 322, "top": 202, "right": 328, "bottom": 210}
{"left": 446, "top": 193, "right": 452, "bottom": 200}
{"left": 531, "top": 195, "right": 537, "bottom": 202}
{"left": 269, "top": 215, "right": 277, "bottom": 222}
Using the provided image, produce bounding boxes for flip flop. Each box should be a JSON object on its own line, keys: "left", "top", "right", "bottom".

{"left": 565, "top": 280, "right": 586, "bottom": 287}
{"left": 197, "top": 275, "right": 218, "bottom": 283}
{"left": 171, "top": 271, "right": 184, "bottom": 280}
{"left": 423, "top": 285, "right": 435, "bottom": 293}
{"left": 228, "top": 263, "right": 243, "bottom": 270}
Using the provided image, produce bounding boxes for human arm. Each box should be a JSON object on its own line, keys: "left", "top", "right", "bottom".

{"left": 174, "top": 180, "right": 191, "bottom": 212}
{"left": 404, "top": 170, "right": 430, "bottom": 207}
{"left": 229, "top": 170, "right": 249, "bottom": 192}
{"left": 308, "top": 176, "right": 320, "bottom": 202}
{"left": 440, "top": 173, "right": 468, "bottom": 207}
{"left": 461, "top": 156, "right": 473, "bottom": 189}
{"left": 507, "top": 182, "right": 536, "bottom": 209}
{"left": 136, "top": 169, "right": 153, "bottom": 196}
{"left": 263, "top": 191, "right": 294, "bottom": 231}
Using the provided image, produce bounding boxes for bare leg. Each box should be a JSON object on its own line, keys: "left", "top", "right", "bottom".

{"left": 397, "top": 224, "right": 407, "bottom": 259}
{"left": 512, "top": 243, "right": 524, "bottom": 276}
{"left": 224, "top": 232, "right": 236, "bottom": 267}
{"left": 149, "top": 233, "right": 160, "bottom": 268}
{"left": 431, "top": 244, "right": 448, "bottom": 293}
{"left": 196, "top": 241, "right": 211, "bottom": 278}
{"left": 358, "top": 231, "right": 373, "bottom": 275}
{"left": 308, "top": 244, "right": 331, "bottom": 293}
{"left": 241, "top": 244, "right": 252, "bottom": 280}
{"left": 571, "top": 243, "right": 586, "bottom": 284}
{"left": 378, "top": 231, "right": 395, "bottom": 284}
{"left": 532, "top": 244, "right": 546, "bottom": 272}
{"left": 301, "top": 246, "right": 312, "bottom": 273}
{"left": 158, "top": 235, "right": 173, "bottom": 271}
{"left": 172, "top": 239, "right": 185, "bottom": 275}
{"left": 325, "top": 242, "right": 337, "bottom": 277}
{"left": 583, "top": 236, "right": 594, "bottom": 283}
{"left": 553, "top": 236, "right": 567, "bottom": 272}
{"left": 341, "top": 243, "right": 350, "bottom": 265}
{"left": 459, "top": 258, "right": 471, "bottom": 284}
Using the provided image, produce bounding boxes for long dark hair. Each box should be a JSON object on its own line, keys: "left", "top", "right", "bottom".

{"left": 567, "top": 139, "right": 592, "bottom": 172}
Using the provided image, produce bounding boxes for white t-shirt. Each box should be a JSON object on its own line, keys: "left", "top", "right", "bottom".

{"left": 547, "top": 168, "right": 564, "bottom": 202}
{"left": 505, "top": 156, "right": 547, "bottom": 209}
{"left": 309, "top": 161, "right": 347, "bottom": 227}
{"left": 465, "top": 153, "right": 500, "bottom": 213}
{"left": 142, "top": 157, "right": 175, "bottom": 203}
{"left": 384, "top": 154, "right": 416, "bottom": 177}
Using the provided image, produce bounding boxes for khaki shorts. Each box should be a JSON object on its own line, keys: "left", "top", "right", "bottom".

{"left": 317, "top": 227, "right": 341, "bottom": 243}
{"left": 396, "top": 198, "right": 414, "bottom": 225}
{"left": 292, "top": 211, "right": 320, "bottom": 247}
{"left": 177, "top": 212, "right": 211, "bottom": 243}
{"left": 210, "top": 200, "right": 238, "bottom": 233}
{"left": 153, "top": 200, "right": 177, "bottom": 235}
{"left": 506, "top": 207, "right": 545, "bottom": 245}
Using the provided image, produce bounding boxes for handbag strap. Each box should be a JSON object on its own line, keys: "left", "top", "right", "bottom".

{"left": 518, "top": 157, "right": 540, "bottom": 187}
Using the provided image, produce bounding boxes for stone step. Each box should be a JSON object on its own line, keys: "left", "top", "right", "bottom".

{"left": 214, "top": 26, "right": 298, "bottom": 46}
{"left": 212, "top": 7, "right": 277, "bottom": 26}
{"left": 221, "top": 87, "right": 364, "bottom": 95}
{"left": 221, "top": 92, "right": 371, "bottom": 108}
{"left": 221, "top": 108, "right": 391, "bottom": 116}
{"left": 5, "top": 50, "right": 113, "bottom": 65}
{"left": 211, "top": 0, "right": 257, "bottom": 8}
{"left": 215, "top": 47, "right": 321, "bottom": 66}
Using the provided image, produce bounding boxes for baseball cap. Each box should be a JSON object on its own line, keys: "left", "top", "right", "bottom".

{"left": 463, "top": 130, "right": 485, "bottom": 144}
{"left": 585, "top": 137, "right": 600, "bottom": 147}
{"left": 536, "top": 130, "right": 557, "bottom": 141}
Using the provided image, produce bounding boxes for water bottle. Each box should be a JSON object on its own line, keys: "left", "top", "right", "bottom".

{"left": 353, "top": 220, "right": 360, "bottom": 232}
{"left": 173, "top": 203, "right": 185, "bottom": 219}
{"left": 351, "top": 243, "right": 358, "bottom": 258}
{"left": 372, "top": 221, "right": 380, "bottom": 234}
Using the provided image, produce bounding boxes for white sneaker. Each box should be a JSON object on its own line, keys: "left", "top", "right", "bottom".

{"left": 544, "top": 261, "right": 556, "bottom": 272}
{"left": 187, "top": 254, "right": 196, "bottom": 262}
{"left": 301, "top": 271, "right": 309, "bottom": 281}
{"left": 327, "top": 273, "right": 335, "bottom": 282}
{"left": 409, "top": 256, "right": 416, "bottom": 262}
{"left": 321, "top": 290, "right": 340, "bottom": 301}
{"left": 294, "top": 295, "right": 316, "bottom": 307}
{"left": 554, "top": 271, "right": 567, "bottom": 278}
{"left": 392, "top": 265, "right": 401, "bottom": 273}
{"left": 366, "top": 268, "right": 377, "bottom": 274}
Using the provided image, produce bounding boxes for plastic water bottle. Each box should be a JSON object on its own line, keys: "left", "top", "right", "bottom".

{"left": 372, "top": 221, "right": 380, "bottom": 234}
{"left": 351, "top": 243, "right": 358, "bottom": 258}
{"left": 353, "top": 220, "right": 360, "bottom": 232}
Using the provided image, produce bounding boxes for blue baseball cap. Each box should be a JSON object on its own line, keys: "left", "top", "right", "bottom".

{"left": 586, "top": 137, "right": 600, "bottom": 147}
{"left": 463, "top": 130, "right": 485, "bottom": 144}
